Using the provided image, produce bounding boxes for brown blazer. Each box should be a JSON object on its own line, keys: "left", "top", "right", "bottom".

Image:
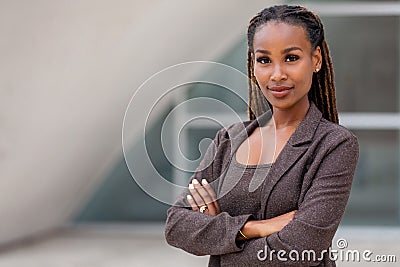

{"left": 165, "top": 103, "right": 359, "bottom": 266}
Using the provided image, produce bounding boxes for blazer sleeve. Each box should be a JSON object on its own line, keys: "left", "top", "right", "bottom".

{"left": 219, "top": 131, "right": 359, "bottom": 266}
{"left": 164, "top": 126, "right": 254, "bottom": 256}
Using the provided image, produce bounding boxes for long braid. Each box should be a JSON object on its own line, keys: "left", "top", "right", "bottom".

{"left": 248, "top": 49, "right": 268, "bottom": 120}
{"left": 246, "top": 5, "right": 339, "bottom": 123}
{"left": 247, "top": 49, "right": 256, "bottom": 120}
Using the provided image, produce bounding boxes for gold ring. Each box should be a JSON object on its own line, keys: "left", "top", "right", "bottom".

{"left": 199, "top": 205, "right": 208, "bottom": 213}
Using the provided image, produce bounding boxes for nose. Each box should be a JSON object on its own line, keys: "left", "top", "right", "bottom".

{"left": 270, "top": 64, "right": 287, "bottom": 81}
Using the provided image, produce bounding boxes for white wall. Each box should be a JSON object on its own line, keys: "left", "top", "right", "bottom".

{"left": 0, "top": 0, "right": 278, "bottom": 245}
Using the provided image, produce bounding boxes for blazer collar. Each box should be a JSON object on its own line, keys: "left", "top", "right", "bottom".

{"left": 287, "top": 102, "right": 322, "bottom": 146}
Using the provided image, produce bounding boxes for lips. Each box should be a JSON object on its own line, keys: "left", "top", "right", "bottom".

{"left": 268, "top": 85, "right": 293, "bottom": 98}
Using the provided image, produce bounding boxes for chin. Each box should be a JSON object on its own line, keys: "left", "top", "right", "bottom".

{"left": 262, "top": 90, "right": 310, "bottom": 111}
{"left": 267, "top": 98, "right": 309, "bottom": 112}
{"left": 265, "top": 98, "right": 292, "bottom": 110}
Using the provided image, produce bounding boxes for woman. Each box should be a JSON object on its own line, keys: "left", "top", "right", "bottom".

{"left": 165, "top": 5, "right": 359, "bottom": 266}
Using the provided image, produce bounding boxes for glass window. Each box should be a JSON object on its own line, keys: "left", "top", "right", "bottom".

{"left": 342, "top": 130, "right": 399, "bottom": 225}
{"left": 322, "top": 16, "right": 399, "bottom": 112}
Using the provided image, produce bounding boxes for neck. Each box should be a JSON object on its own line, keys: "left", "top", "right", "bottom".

{"left": 271, "top": 99, "right": 310, "bottom": 129}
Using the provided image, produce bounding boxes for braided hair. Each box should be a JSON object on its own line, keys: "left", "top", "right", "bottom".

{"left": 247, "top": 5, "right": 338, "bottom": 123}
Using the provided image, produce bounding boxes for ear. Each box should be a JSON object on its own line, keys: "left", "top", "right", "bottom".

{"left": 312, "top": 46, "right": 322, "bottom": 72}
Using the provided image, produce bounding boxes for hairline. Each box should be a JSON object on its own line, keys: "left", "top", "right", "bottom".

{"left": 250, "top": 19, "right": 319, "bottom": 57}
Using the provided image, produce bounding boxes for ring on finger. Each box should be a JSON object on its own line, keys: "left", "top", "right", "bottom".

{"left": 199, "top": 205, "right": 208, "bottom": 213}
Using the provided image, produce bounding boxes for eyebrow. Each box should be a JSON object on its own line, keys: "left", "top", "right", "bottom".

{"left": 255, "top": 47, "right": 303, "bottom": 54}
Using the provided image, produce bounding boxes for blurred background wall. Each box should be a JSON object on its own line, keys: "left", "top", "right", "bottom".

{"left": 0, "top": 0, "right": 399, "bottom": 266}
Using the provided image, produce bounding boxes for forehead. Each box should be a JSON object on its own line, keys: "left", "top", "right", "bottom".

{"left": 253, "top": 21, "right": 312, "bottom": 52}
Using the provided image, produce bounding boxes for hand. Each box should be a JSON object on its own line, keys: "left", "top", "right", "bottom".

{"left": 240, "top": 210, "right": 298, "bottom": 240}
{"left": 258, "top": 210, "right": 298, "bottom": 237}
{"left": 186, "top": 179, "right": 221, "bottom": 216}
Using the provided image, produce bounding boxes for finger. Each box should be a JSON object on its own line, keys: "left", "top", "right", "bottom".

{"left": 192, "top": 179, "right": 216, "bottom": 214}
{"left": 186, "top": 194, "right": 199, "bottom": 211}
{"left": 288, "top": 210, "right": 297, "bottom": 217}
{"left": 291, "top": 210, "right": 298, "bottom": 219}
{"left": 200, "top": 179, "right": 218, "bottom": 202}
{"left": 189, "top": 182, "right": 205, "bottom": 207}
{"left": 192, "top": 179, "right": 213, "bottom": 205}
{"left": 201, "top": 179, "right": 220, "bottom": 213}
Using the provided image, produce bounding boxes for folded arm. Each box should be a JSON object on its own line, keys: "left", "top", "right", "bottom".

{"left": 165, "top": 127, "right": 254, "bottom": 255}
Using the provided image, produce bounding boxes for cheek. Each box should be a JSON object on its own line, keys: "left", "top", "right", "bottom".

{"left": 253, "top": 66, "right": 269, "bottom": 84}
{"left": 303, "top": 68, "right": 314, "bottom": 88}
{"left": 289, "top": 64, "right": 313, "bottom": 86}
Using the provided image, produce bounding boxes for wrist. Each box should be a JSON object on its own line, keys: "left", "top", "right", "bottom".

{"left": 241, "top": 220, "right": 262, "bottom": 239}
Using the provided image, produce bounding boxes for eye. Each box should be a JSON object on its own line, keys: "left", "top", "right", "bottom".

{"left": 256, "top": 57, "right": 271, "bottom": 64}
{"left": 285, "top": 55, "right": 300, "bottom": 62}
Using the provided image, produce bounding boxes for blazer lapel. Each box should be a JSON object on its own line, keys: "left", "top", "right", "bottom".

{"left": 259, "top": 103, "right": 323, "bottom": 216}
{"left": 259, "top": 145, "right": 308, "bottom": 215}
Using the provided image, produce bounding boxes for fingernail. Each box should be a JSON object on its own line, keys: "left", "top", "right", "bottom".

{"left": 192, "top": 179, "right": 199, "bottom": 185}
{"left": 201, "top": 179, "right": 208, "bottom": 185}
{"left": 189, "top": 183, "right": 194, "bottom": 190}
{"left": 186, "top": 195, "right": 192, "bottom": 200}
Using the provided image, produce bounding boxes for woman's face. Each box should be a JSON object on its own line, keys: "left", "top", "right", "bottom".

{"left": 252, "top": 21, "right": 321, "bottom": 111}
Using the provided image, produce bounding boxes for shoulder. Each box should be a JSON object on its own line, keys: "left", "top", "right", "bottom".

{"left": 314, "top": 117, "right": 359, "bottom": 153}
{"left": 318, "top": 117, "right": 357, "bottom": 141}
